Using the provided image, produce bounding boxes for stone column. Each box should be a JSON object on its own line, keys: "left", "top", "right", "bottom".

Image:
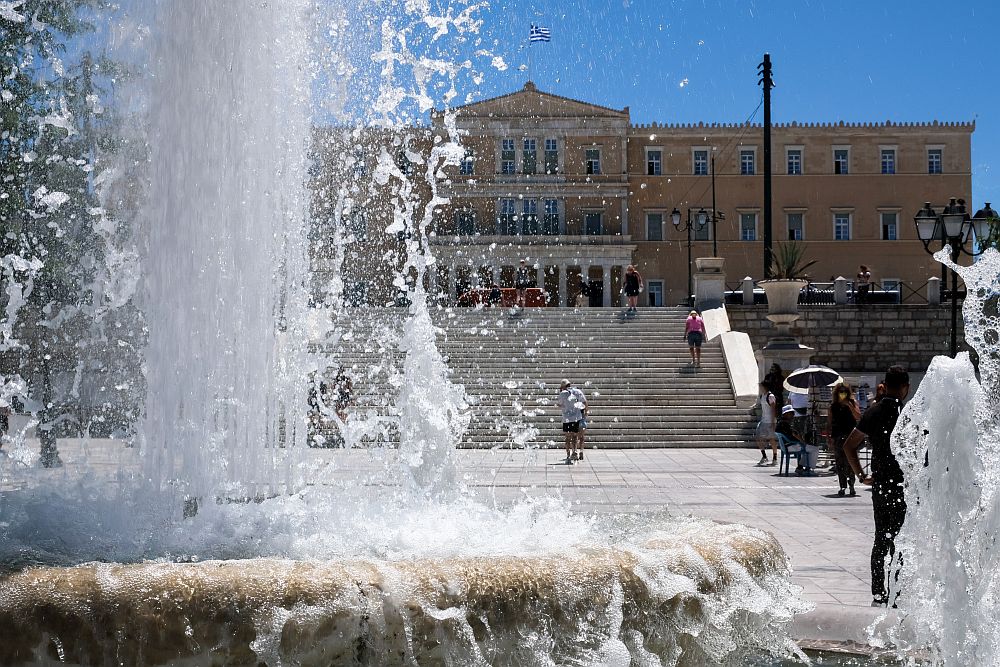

{"left": 620, "top": 265, "right": 628, "bottom": 307}
{"left": 535, "top": 264, "right": 544, "bottom": 288}
{"left": 742, "top": 276, "right": 755, "bottom": 305}
{"left": 558, "top": 264, "right": 568, "bottom": 307}
{"left": 834, "top": 276, "right": 848, "bottom": 305}
{"left": 602, "top": 264, "right": 612, "bottom": 307}
{"left": 927, "top": 276, "right": 941, "bottom": 305}
{"left": 692, "top": 257, "right": 726, "bottom": 310}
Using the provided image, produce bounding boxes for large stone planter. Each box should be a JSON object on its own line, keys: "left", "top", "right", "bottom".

{"left": 693, "top": 257, "right": 726, "bottom": 310}
{"left": 759, "top": 279, "right": 807, "bottom": 336}
{"left": 757, "top": 278, "right": 813, "bottom": 374}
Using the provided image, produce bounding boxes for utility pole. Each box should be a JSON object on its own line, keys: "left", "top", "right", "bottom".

{"left": 758, "top": 53, "right": 774, "bottom": 278}
{"left": 710, "top": 152, "right": 718, "bottom": 257}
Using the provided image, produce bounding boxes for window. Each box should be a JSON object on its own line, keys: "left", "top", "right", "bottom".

{"left": 646, "top": 212, "right": 663, "bottom": 241}
{"left": 542, "top": 199, "right": 560, "bottom": 235}
{"left": 648, "top": 281, "right": 664, "bottom": 307}
{"left": 522, "top": 199, "right": 539, "bottom": 235}
{"left": 787, "top": 212, "right": 804, "bottom": 240}
{"left": 646, "top": 149, "right": 662, "bottom": 176}
{"left": 459, "top": 151, "right": 474, "bottom": 175}
{"left": 693, "top": 150, "right": 709, "bottom": 176}
{"left": 834, "top": 213, "right": 851, "bottom": 240}
{"left": 585, "top": 148, "right": 602, "bottom": 175}
{"left": 740, "top": 213, "right": 757, "bottom": 241}
{"left": 882, "top": 279, "right": 901, "bottom": 293}
{"left": 880, "top": 149, "right": 896, "bottom": 175}
{"left": 500, "top": 138, "right": 515, "bottom": 174}
{"left": 498, "top": 198, "right": 517, "bottom": 234}
{"left": 347, "top": 211, "right": 367, "bottom": 241}
{"left": 522, "top": 138, "right": 537, "bottom": 175}
{"left": 740, "top": 149, "right": 756, "bottom": 175}
{"left": 351, "top": 151, "right": 367, "bottom": 178}
{"left": 544, "top": 138, "right": 559, "bottom": 174}
{"left": 694, "top": 214, "right": 711, "bottom": 241}
{"left": 346, "top": 282, "right": 367, "bottom": 307}
{"left": 881, "top": 212, "right": 898, "bottom": 240}
{"left": 833, "top": 148, "right": 849, "bottom": 175}
{"left": 928, "top": 148, "right": 943, "bottom": 174}
{"left": 787, "top": 149, "right": 802, "bottom": 175}
{"left": 584, "top": 212, "right": 603, "bottom": 235}
{"left": 455, "top": 209, "right": 476, "bottom": 235}
{"left": 396, "top": 151, "right": 414, "bottom": 176}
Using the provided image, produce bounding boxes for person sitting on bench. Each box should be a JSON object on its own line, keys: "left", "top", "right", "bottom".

{"left": 777, "top": 405, "right": 819, "bottom": 475}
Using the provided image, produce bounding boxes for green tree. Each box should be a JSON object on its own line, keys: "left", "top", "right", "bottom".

{"left": 1, "top": 1, "right": 137, "bottom": 465}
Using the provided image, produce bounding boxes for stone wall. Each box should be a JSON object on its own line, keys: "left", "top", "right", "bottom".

{"left": 726, "top": 305, "right": 967, "bottom": 372}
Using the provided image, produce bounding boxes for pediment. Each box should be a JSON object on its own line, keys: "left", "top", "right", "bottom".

{"left": 454, "top": 82, "right": 629, "bottom": 120}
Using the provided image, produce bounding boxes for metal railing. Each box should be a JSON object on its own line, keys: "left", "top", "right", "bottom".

{"left": 724, "top": 279, "right": 946, "bottom": 306}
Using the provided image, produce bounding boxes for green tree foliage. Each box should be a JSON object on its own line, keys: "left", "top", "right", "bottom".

{"left": 2, "top": 1, "right": 140, "bottom": 462}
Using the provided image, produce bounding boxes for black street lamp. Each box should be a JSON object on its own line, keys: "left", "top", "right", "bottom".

{"left": 913, "top": 197, "right": 998, "bottom": 356}
{"left": 671, "top": 207, "right": 707, "bottom": 307}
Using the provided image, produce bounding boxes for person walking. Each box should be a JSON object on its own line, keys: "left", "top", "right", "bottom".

{"left": 856, "top": 265, "right": 872, "bottom": 304}
{"left": 763, "top": 363, "right": 786, "bottom": 411}
{"left": 514, "top": 259, "right": 533, "bottom": 312}
{"left": 755, "top": 381, "right": 778, "bottom": 466}
{"left": 333, "top": 367, "right": 353, "bottom": 423}
{"left": 684, "top": 310, "right": 706, "bottom": 367}
{"left": 622, "top": 265, "right": 643, "bottom": 314}
{"left": 843, "top": 366, "right": 910, "bottom": 607}
{"left": 557, "top": 379, "right": 588, "bottom": 464}
{"left": 828, "top": 382, "right": 861, "bottom": 496}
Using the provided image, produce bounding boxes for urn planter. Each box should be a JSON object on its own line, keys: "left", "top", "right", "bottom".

{"left": 759, "top": 278, "right": 807, "bottom": 336}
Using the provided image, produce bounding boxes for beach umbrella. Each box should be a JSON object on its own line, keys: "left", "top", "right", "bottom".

{"left": 783, "top": 365, "right": 843, "bottom": 395}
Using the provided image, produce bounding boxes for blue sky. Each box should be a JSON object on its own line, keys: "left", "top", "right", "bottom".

{"left": 444, "top": 0, "right": 997, "bottom": 204}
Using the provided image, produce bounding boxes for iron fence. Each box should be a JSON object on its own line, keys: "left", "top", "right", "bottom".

{"left": 724, "top": 279, "right": 947, "bottom": 306}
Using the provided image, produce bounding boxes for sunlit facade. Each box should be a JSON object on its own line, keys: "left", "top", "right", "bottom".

{"left": 314, "top": 83, "right": 973, "bottom": 307}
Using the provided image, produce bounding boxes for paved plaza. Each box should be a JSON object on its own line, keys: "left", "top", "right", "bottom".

{"left": 2, "top": 441, "right": 875, "bottom": 612}
{"left": 447, "top": 447, "right": 873, "bottom": 609}
{"left": 304, "top": 445, "right": 874, "bottom": 609}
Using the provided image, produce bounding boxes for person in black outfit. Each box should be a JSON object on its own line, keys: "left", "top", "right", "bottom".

{"left": 763, "top": 363, "right": 785, "bottom": 411}
{"left": 843, "top": 366, "right": 910, "bottom": 607}
{"left": 488, "top": 281, "right": 503, "bottom": 306}
{"left": 829, "top": 383, "right": 861, "bottom": 496}
{"left": 622, "top": 265, "right": 643, "bottom": 313}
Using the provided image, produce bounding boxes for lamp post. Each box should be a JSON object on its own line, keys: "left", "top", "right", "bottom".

{"left": 671, "top": 207, "right": 707, "bottom": 307}
{"left": 913, "top": 197, "right": 998, "bottom": 356}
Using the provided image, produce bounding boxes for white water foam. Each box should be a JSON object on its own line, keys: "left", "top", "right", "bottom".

{"left": 0, "top": 2, "right": 811, "bottom": 664}
{"left": 877, "top": 248, "right": 1000, "bottom": 664}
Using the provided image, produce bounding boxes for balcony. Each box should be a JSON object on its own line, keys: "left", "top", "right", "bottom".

{"left": 430, "top": 234, "right": 633, "bottom": 246}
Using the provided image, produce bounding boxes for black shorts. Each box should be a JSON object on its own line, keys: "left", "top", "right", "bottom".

{"left": 562, "top": 420, "right": 581, "bottom": 433}
{"left": 687, "top": 331, "right": 704, "bottom": 347}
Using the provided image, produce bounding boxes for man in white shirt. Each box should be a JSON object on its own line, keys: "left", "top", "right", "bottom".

{"left": 557, "top": 379, "right": 588, "bottom": 464}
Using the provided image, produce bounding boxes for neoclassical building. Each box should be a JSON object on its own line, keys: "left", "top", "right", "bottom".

{"left": 314, "top": 83, "right": 974, "bottom": 308}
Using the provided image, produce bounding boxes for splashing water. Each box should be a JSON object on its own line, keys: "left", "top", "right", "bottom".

{"left": 134, "top": 0, "right": 314, "bottom": 501}
{"left": 876, "top": 247, "right": 1000, "bottom": 664}
{"left": 0, "top": 2, "right": 812, "bottom": 664}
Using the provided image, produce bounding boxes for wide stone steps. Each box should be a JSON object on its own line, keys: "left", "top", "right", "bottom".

{"left": 316, "top": 306, "right": 755, "bottom": 448}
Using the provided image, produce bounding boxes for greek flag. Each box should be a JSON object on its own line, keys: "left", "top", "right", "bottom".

{"left": 529, "top": 25, "right": 551, "bottom": 42}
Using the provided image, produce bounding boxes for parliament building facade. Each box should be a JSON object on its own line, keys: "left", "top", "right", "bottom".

{"left": 316, "top": 82, "right": 974, "bottom": 308}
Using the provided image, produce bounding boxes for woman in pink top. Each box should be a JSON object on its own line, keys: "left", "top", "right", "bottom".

{"left": 684, "top": 310, "right": 706, "bottom": 367}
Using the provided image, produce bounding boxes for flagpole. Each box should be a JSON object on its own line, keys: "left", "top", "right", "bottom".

{"left": 527, "top": 31, "right": 532, "bottom": 84}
